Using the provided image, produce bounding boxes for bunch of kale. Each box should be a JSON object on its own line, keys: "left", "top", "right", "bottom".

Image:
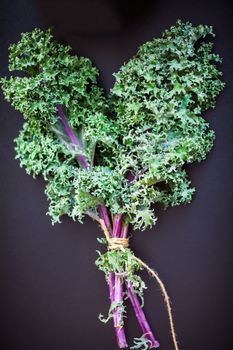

{"left": 1, "top": 21, "right": 224, "bottom": 349}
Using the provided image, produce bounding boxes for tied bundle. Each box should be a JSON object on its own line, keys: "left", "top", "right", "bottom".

{"left": 99, "top": 218, "right": 179, "bottom": 350}
{"left": 1, "top": 21, "right": 224, "bottom": 349}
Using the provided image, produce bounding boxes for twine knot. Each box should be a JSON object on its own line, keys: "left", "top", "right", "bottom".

{"left": 108, "top": 237, "right": 129, "bottom": 250}
{"left": 99, "top": 219, "right": 129, "bottom": 250}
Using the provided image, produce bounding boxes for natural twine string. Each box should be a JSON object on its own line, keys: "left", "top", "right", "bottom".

{"left": 99, "top": 219, "right": 180, "bottom": 350}
{"left": 108, "top": 237, "right": 129, "bottom": 249}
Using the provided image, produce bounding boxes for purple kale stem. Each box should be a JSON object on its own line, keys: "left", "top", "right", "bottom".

{"left": 113, "top": 214, "right": 124, "bottom": 237}
{"left": 108, "top": 214, "right": 127, "bottom": 348}
{"left": 121, "top": 223, "right": 129, "bottom": 239}
{"left": 99, "top": 211, "right": 127, "bottom": 347}
{"left": 108, "top": 272, "right": 116, "bottom": 326}
{"left": 56, "top": 105, "right": 112, "bottom": 234}
{"left": 55, "top": 105, "right": 112, "bottom": 236}
{"left": 114, "top": 275, "right": 127, "bottom": 348}
{"left": 99, "top": 205, "right": 113, "bottom": 235}
{"left": 121, "top": 223, "right": 160, "bottom": 348}
{"left": 108, "top": 272, "right": 128, "bottom": 348}
{"left": 126, "top": 282, "right": 160, "bottom": 348}
{"left": 56, "top": 105, "right": 88, "bottom": 170}
{"left": 55, "top": 105, "right": 126, "bottom": 347}
{"left": 56, "top": 105, "right": 82, "bottom": 148}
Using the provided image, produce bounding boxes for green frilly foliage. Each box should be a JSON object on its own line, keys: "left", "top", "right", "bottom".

{"left": 1, "top": 28, "right": 117, "bottom": 223}
{"left": 109, "top": 20, "right": 224, "bottom": 229}
{"left": 95, "top": 248, "right": 147, "bottom": 326}
{"left": 130, "top": 334, "right": 154, "bottom": 350}
{"left": 96, "top": 248, "right": 146, "bottom": 303}
{"left": 1, "top": 21, "right": 224, "bottom": 230}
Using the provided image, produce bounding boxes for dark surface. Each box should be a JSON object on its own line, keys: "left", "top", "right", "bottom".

{"left": 0, "top": 1, "right": 232, "bottom": 349}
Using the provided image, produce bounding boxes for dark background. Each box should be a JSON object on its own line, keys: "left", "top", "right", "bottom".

{"left": 0, "top": 0, "right": 232, "bottom": 349}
